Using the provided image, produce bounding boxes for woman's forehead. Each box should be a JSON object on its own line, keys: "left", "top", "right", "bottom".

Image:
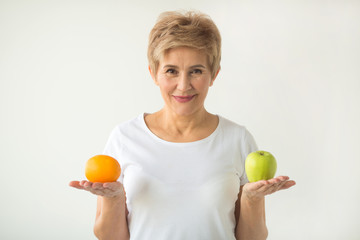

{"left": 160, "top": 47, "right": 210, "bottom": 67}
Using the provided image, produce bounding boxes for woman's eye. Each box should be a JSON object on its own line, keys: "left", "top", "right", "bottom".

{"left": 191, "top": 69, "right": 202, "bottom": 74}
{"left": 166, "top": 69, "right": 177, "bottom": 74}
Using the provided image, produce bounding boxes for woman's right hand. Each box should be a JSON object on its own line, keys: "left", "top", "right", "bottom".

{"left": 69, "top": 180, "right": 124, "bottom": 198}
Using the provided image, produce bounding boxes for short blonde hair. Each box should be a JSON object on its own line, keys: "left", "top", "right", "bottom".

{"left": 147, "top": 10, "right": 221, "bottom": 78}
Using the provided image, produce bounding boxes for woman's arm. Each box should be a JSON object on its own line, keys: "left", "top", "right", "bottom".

{"left": 94, "top": 194, "right": 129, "bottom": 240}
{"left": 236, "top": 187, "right": 268, "bottom": 240}
{"left": 69, "top": 180, "right": 130, "bottom": 240}
{"left": 235, "top": 176, "right": 295, "bottom": 240}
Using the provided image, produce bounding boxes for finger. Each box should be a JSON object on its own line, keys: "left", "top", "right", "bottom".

{"left": 275, "top": 176, "right": 290, "bottom": 181}
{"left": 279, "top": 180, "right": 296, "bottom": 190}
{"left": 256, "top": 179, "right": 280, "bottom": 192}
{"left": 92, "top": 182, "right": 105, "bottom": 190}
{"left": 271, "top": 179, "right": 295, "bottom": 192}
{"left": 84, "top": 181, "right": 93, "bottom": 188}
{"left": 103, "top": 181, "right": 122, "bottom": 191}
{"left": 263, "top": 182, "right": 283, "bottom": 195}
{"left": 69, "top": 180, "right": 118, "bottom": 197}
{"left": 267, "top": 181, "right": 285, "bottom": 195}
{"left": 263, "top": 176, "right": 290, "bottom": 191}
{"left": 80, "top": 180, "right": 89, "bottom": 186}
{"left": 69, "top": 181, "right": 84, "bottom": 189}
{"left": 92, "top": 182, "right": 121, "bottom": 192}
{"left": 265, "top": 180, "right": 296, "bottom": 195}
{"left": 257, "top": 178, "right": 283, "bottom": 194}
{"left": 282, "top": 176, "right": 290, "bottom": 181}
{"left": 267, "top": 176, "right": 289, "bottom": 184}
{"left": 80, "top": 181, "right": 95, "bottom": 192}
{"left": 258, "top": 183, "right": 276, "bottom": 195}
{"left": 267, "top": 178, "right": 280, "bottom": 185}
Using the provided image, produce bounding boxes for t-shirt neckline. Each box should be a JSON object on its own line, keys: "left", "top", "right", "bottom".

{"left": 139, "top": 113, "right": 222, "bottom": 146}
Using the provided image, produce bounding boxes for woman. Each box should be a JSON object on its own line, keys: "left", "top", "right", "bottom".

{"left": 70, "top": 10, "right": 296, "bottom": 240}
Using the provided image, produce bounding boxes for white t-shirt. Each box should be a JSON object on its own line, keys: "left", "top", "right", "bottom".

{"left": 103, "top": 113, "right": 258, "bottom": 240}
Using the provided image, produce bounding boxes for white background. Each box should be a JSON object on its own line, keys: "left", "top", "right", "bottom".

{"left": 1, "top": 0, "right": 359, "bottom": 239}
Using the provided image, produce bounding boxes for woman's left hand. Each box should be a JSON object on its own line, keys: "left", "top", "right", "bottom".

{"left": 242, "top": 176, "right": 296, "bottom": 202}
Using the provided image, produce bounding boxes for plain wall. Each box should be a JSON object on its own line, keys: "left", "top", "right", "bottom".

{"left": 1, "top": 0, "right": 359, "bottom": 239}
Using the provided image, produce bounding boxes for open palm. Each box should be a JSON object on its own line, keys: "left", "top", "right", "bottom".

{"left": 242, "top": 176, "right": 296, "bottom": 202}
{"left": 69, "top": 180, "right": 124, "bottom": 198}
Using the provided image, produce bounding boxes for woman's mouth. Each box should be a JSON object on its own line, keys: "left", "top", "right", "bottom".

{"left": 173, "top": 95, "right": 195, "bottom": 103}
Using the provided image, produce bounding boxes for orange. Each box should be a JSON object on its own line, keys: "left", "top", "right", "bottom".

{"left": 85, "top": 155, "right": 121, "bottom": 183}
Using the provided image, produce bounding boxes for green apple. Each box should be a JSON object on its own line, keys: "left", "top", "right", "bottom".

{"left": 245, "top": 150, "right": 277, "bottom": 182}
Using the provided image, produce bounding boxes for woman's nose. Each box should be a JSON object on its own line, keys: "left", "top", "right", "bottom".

{"left": 177, "top": 74, "right": 192, "bottom": 91}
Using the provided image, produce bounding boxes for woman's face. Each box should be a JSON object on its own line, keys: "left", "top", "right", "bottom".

{"left": 150, "top": 47, "right": 218, "bottom": 117}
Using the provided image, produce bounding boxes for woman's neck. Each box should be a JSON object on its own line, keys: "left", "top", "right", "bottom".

{"left": 162, "top": 106, "right": 209, "bottom": 129}
{"left": 145, "top": 107, "right": 218, "bottom": 142}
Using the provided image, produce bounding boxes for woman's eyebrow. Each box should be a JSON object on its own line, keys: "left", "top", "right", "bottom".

{"left": 190, "top": 64, "right": 206, "bottom": 69}
{"left": 162, "top": 64, "right": 206, "bottom": 69}
{"left": 163, "top": 64, "right": 178, "bottom": 69}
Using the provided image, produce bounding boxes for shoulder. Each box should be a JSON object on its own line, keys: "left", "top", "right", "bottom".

{"left": 219, "top": 116, "right": 251, "bottom": 138}
{"left": 218, "top": 115, "right": 258, "bottom": 149}
{"left": 103, "top": 114, "right": 146, "bottom": 153}
{"left": 104, "top": 114, "right": 146, "bottom": 145}
{"left": 111, "top": 114, "right": 144, "bottom": 133}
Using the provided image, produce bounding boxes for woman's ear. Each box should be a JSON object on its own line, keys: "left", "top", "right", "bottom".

{"left": 148, "top": 65, "right": 159, "bottom": 86}
{"left": 210, "top": 67, "right": 221, "bottom": 86}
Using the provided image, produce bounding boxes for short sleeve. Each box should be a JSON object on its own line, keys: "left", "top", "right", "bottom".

{"left": 239, "top": 129, "right": 258, "bottom": 185}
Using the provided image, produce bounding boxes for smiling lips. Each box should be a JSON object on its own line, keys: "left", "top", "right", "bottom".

{"left": 173, "top": 95, "right": 196, "bottom": 103}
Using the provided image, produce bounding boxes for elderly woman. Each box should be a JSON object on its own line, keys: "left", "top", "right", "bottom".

{"left": 70, "top": 10, "right": 295, "bottom": 240}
